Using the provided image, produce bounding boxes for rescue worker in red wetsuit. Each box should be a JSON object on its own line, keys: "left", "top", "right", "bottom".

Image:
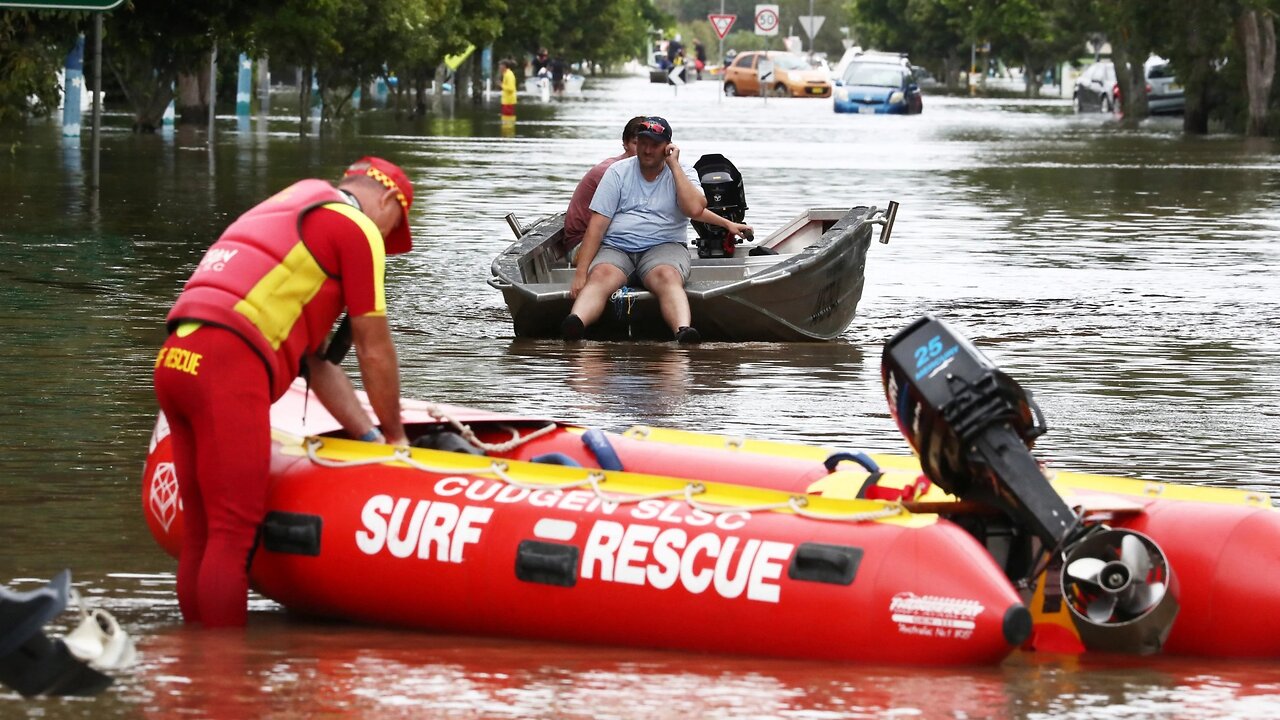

{"left": 153, "top": 157, "right": 414, "bottom": 628}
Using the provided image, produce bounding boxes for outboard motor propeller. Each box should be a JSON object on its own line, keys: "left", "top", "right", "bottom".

{"left": 1062, "top": 529, "right": 1178, "bottom": 654}
{"left": 881, "top": 315, "right": 1178, "bottom": 654}
{"left": 690, "top": 154, "right": 748, "bottom": 258}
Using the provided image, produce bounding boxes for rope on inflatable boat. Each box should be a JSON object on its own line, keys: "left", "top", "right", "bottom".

{"left": 304, "top": 439, "right": 907, "bottom": 523}
{"left": 421, "top": 404, "right": 560, "bottom": 453}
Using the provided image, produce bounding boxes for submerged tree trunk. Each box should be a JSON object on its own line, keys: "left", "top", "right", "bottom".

{"left": 1182, "top": 23, "right": 1213, "bottom": 134}
{"left": 175, "top": 67, "right": 209, "bottom": 125}
{"left": 298, "top": 66, "right": 313, "bottom": 135}
{"left": 943, "top": 56, "right": 960, "bottom": 92}
{"left": 107, "top": 53, "right": 174, "bottom": 132}
{"left": 456, "top": 57, "right": 470, "bottom": 104}
{"left": 415, "top": 73, "right": 429, "bottom": 116}
{"left": 1023, "top": 54, "right": 1044, "bottom": 98}
{"left": 1236, "top": 8, "right": 1276, "bottom": 136}
{"left": 1110, "top": 34, "right": 1149, "bottom": 127}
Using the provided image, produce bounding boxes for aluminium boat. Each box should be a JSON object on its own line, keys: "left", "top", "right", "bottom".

{"left": 488, "top": 203, "right": 896, "bottom": 341}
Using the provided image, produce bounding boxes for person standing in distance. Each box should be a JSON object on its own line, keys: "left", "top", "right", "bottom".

{"left": 564, "top": 117, "right": 716, "bottom": 343}
{"left": 498, "top": 59, "right": 518, "bottom": 118}
{"left": 153, "top": 157, "right": 414, "bottom": 627}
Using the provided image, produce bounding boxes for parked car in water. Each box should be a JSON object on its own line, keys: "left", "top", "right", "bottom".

{"left": 1073, "top": 57, "right": 1184, "bottom": 114}
{"left": 722, "top": 51, "right": 832, "bottom": 98}
{"left": 833, "top": 56, "right": 923, "bottom": 114}
{"left": 1074, "top": 61, "right": 1118, "bottom": 112}
{"left": 1143, "top": 56, "right": 1184, "bottom": 115}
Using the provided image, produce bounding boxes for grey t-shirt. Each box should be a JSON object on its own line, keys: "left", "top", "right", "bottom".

{"left": 588, "top": 156, "right": 701, "bottom": 253}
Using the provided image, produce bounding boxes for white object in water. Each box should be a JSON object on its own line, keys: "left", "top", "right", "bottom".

{"left": 61, "top": 593, "right": 137, "bottom": 670}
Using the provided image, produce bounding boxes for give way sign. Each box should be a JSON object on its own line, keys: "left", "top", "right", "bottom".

{"left": 754, "top": 4, "right": 779, "bottom": 37}
{"left": 708, "top": 13, "right": 736, "bottom": 39}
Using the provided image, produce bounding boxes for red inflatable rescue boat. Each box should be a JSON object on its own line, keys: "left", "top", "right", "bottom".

{"left": 144, "top": 398, "right": 1028, "bottom": 665}
{"left": 142, "top": 315, "right": 1280, "bottom": 662}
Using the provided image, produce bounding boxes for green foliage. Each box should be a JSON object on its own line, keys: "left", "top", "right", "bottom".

{"left": 0, "top": 10, "right": 84, "bottom": 124}
{"left": 103, "top": 0, "right": 260, "bottom": 130}
{"left": 847, "top": 0, "right": 968, "bottom": 72}
{"left": 496, "top": 0, "right": 658, "bottom": 72}
{"left": 3, "top": 0, "right": 1273, "bottom": 136}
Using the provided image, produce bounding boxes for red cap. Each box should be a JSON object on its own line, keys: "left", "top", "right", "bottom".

{"left": 344, "top": 156, "right": 413, "bottom": 254}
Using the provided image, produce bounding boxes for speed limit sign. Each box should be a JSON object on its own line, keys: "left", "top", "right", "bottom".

{"left": 754, "top": 4, "right": 779, "bottom": 36}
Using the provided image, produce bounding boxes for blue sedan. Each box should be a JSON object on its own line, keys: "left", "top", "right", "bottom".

{"left": 833, "top": 62, "right": 923, "bottom": 114}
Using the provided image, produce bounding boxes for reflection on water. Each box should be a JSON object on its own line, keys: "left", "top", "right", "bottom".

{"left": 2, "top": 75, "right": 1280, "bottom": 717}
{"left": 14, "top": 614, "right": 1280, "bottom": 719}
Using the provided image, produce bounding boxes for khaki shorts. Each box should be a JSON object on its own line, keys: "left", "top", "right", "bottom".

{"left": 590, "top": 243, "right": 691, "bottom": 284}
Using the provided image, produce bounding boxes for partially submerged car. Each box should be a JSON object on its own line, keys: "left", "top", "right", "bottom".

{"left": 1143, "top": 56, "right": 1184, "bottom": 115}
{"left": 1073, "top": 56, "right": 1183, "bottom": 115}
{"left": 833, "top": 56, "right": 923, "bottom": 114}
{"left": 722, "top": 51, "right": 832, "bottom": 98}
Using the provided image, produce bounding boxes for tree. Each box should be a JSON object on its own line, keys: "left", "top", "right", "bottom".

{"left": 978, "top": 0, "right": 1079, "bottom": 98}
{"left": 0, "top": 10, "right": 84, "bottom": 124}
{"left": 1159, "top": 0, "right": 1231, "bottom": 133}
{"left": 102, "top": 0, "right": 256, "bottom": 131}
{"left": 848, "top": 0, "right": 967, "bottom": 87}
{"left": 1235, "top": 4, "right": 1276, "bottom": 135}
{"left": 494, "top": 0, "right": 659, "bottom": 77}
{"left": 248, "top": 0, "right": 342, "bottom": 128}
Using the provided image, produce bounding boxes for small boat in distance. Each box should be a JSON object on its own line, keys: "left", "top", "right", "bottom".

{"left": 524, "top": 73, "right": 586, "bottom": 96}
{"left": 488, "top": 203, "right": 897, "bottom": 341}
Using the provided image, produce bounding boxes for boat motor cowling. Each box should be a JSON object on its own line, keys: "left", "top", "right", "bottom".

{"left": 881, "top": 315, "right": 1179, "bottom": 655}
{"left": 690, "top": 154, "right": 748, "bottom": 258}
{"left": 881, "top": 315, "right": 1075, "bottom": 548}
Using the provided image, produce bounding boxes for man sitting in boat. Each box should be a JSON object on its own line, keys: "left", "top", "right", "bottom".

{"left": 564, "top": 117, "right": 749, "bottom": 262}
{"left": 563, "top": 117, "right": 750, "bottom": 343}
{"left": 153, "top": 157, "right": 415, "bottom": 628}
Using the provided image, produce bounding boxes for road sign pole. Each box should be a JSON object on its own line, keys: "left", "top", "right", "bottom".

{"left": 709, "top": 9, "right": 737, "bottom": 100}
{"left": 754, "top": 4, "right": 779, "bottom": 104}
{"left": 719, "top": 0, "right": 725, "bottom": 83}
{"left": 808, "top": 0, "right": 814, "bottom": 62}
{"left": 763, "top": 36, "right": 768, "bottom": 106}
{"left": 91, "top": 12, "right": 101, "bottom": 192}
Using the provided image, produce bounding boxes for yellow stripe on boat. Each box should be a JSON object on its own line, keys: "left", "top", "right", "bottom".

{"left": 279, "top": 434, "right": 938, "bottom": 528}
{"left": 623, "top": 425, "right": 923, "bottom": 470}
{"left": 621, "top": 425, "right": 1274, "bottom": 509}
{"left": 1051, "top": 470, "right": 1273, "bottom": 508}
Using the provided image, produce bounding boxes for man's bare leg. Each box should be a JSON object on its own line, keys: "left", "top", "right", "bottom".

{"left": 565, "top": 264, "right": 628, "bottom": 338}
{"left": 643, "top": 265, "right": 694, "bottom": 337}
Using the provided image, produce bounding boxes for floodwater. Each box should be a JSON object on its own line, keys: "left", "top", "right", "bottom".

{"left": 2, "top": 74, "right": 1280, "bottom": 717}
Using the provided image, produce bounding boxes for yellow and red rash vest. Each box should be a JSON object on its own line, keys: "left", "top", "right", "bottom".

{"left": 166, "top": 179, "right": 370, "bottom": 400}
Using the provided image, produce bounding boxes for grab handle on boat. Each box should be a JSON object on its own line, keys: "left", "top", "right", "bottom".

{"left": 867, "top": 200, "right": 899, "bottom": 244}
{"left": 823, "top": 451, "right": 880, "bottom": 475}
{"left": 486, "top": 276, "right": 512, "bottom": 290}
{"left": 582, "top": 429, "right": 624, "bottom": 471}
{"left": 505, "top": 212, "right": 526, "bottom": 239}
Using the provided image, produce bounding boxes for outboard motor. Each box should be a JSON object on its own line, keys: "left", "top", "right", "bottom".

{"left": 690, "top": 154, "right": 748, "bottom": 258}
{"left": 881, "top": 315, "right": 1178, "bottom": 654}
